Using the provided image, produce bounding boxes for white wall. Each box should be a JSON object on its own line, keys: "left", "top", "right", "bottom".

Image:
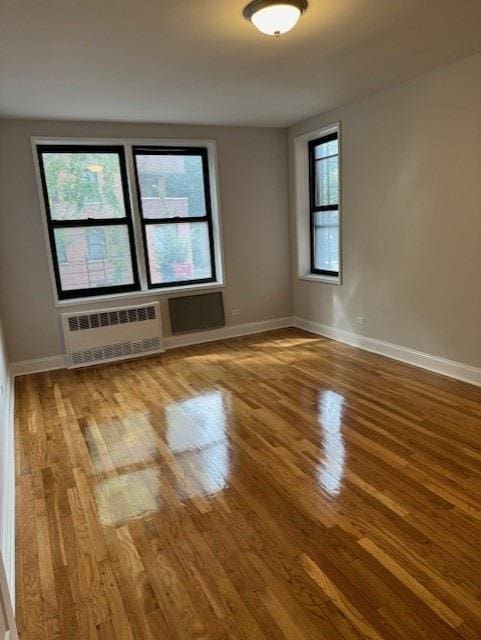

{"left": 288, "top": 51, "right": 481, "bottom": 369}
{"left": 0, "top": 307, "right": 15, "bottom": 615}
{"left": 0, "top": 313, "right": 8, "bottom": 426}
{"left": 0, "top": 311, "right": 10, "bottom": 561}
{"left": 0, "top": 120, "right": 291, "bottom": 363}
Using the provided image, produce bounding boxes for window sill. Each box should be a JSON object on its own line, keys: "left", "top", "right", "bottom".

{"left": 54, "top": 281, "right": 226, "bottom": 308}
{"left": 298, "top": 274, "right": 342, "bottom": 286}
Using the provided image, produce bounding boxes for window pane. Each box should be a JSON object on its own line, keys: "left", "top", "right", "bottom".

{"left": 315, "top": 156, "right": 338, "bottom": 206}
{"left": 314, "top": 138, "right": 338, "bottom": 159}
{"left": 313, "top": 211, "right": 339, "bottom": 273}
{"left": 315, "top": 211, "right": 339, "bottom": 227}
{"left": 42, "top": 152, "right": 127, "bottom": 220}
{"left": 146, "top": 222, "right": 212, "bottom": 284}
{"left": 135, "top": 154, "right": 207, "bottom": 219}
{"left": 87, "top": 228, "right": 107, "bottom": 261}
{"left": 54, "top": 226, "right": 134, "bottom": 291}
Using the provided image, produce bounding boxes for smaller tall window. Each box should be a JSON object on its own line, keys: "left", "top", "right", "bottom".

{"left": 309, "top": 132, "right": 340, "bottom": 277}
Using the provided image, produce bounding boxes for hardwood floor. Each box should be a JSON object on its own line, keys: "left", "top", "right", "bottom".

{"left": 15, "top": 328, "right": 481, "bottom": 639}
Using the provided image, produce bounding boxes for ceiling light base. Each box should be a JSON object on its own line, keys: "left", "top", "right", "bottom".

{"left": 243, "top": 0, "right": 308, "bottom": 36}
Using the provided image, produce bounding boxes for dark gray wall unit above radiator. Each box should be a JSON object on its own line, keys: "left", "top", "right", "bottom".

{"left": 168, "top": 292, "right": 225, "bottom": 334}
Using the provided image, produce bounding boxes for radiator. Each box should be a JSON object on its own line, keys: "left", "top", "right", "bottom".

{"left": 62, "top": 302, "right": 163, "bottom": 368}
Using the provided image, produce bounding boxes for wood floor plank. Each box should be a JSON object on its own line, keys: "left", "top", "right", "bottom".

{"left": 15, "top": 328, "right": 481, "bottom": 639}
{"left": 357, "top": 538, "right": 463, "bottom": 629}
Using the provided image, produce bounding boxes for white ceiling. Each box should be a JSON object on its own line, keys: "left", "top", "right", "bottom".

{"left": 1, "top": 0, "right": 481, "bottom": 127}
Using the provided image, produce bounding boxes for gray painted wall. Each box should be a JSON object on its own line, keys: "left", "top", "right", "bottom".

{"left": 288, "top": 51, "right": 481, "bottom": 368}
{"left": 0, "top": 120, "right": 291, "bottom": 362}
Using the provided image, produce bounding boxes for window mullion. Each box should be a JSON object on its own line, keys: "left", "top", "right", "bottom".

{"left": 125, "top": 142, "right": 149, "bottom": 292}
{"left": 311, "top": 205, "right": 339, "bottom": 213}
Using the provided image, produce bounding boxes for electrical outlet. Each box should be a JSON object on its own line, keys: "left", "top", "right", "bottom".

{"left": 355, "top": 316, "right": 366, "bottom": 326}
{"left": 231, "top": 309, "right": 240, "bottom": 317}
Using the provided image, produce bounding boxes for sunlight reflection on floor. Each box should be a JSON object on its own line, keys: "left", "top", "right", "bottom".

{"left": 316, "top": 389, "right": 346, "bottom": 496}
{"left": 94, "top": 467, "right": 161, "bottom": 526}
{"left": 166, "top": 390, "right": 231, "bottom": 498}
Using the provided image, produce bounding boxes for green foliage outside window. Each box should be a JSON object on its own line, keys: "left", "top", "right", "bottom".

{"left": 43, "top": 153, "right": 123, "bottom": 217}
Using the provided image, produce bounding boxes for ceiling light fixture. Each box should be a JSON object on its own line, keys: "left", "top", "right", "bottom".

{"left": 243, "top": 0, "right": 308, "bottom": 37}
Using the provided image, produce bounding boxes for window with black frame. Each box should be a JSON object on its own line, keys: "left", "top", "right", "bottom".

{"left": 309, "top": 132, "right": 340, "bottom": 277}
{"left": 36, "top": 145, "right": 140, "bottom": 300}
{"left": 133, "top": 146, "right": 216, "bottom": 289}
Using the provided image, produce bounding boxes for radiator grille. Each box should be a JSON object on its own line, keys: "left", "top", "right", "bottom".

{"left": 68, "top": 305, "right": 156, "bottom": 332}
{"left": 71, "top": 337, "right": 162, "bottom": 367}
{"left": 63, "top": 302, "right": 163, "bottom": 368}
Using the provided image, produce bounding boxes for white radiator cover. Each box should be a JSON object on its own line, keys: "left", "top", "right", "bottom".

{"left": 62, "top": 302, "right": 163, "bottom": 368}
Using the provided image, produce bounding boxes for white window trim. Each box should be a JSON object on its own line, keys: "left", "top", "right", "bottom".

{"left": 293, "top": 123, "right": 342, "bottom": 285}
{"left": 31, "top": 136, "right": 226, "bottom": 308}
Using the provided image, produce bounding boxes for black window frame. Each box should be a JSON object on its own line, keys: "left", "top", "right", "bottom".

{"left": 132, "top": 146, "right": 217, "bottom": 290}
{"left": 308, "top": 132, "right": 340, "bottom": 278}
{"left": 37, "top": 144, "right": 141, "bottom": 301}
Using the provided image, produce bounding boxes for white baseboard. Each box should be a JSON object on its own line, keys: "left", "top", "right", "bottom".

{"left": 293, "top": 316, "right": 481, "bottom": 387}
{"left": 10, "top": 354, "right": 66, "bottom": 377}
{"left": 1, "top": 369, "right": 16, "bottom": 610}
{"left": 10, "top": 315, "right": 481, "bottom": 388}
{"left": 10, "top": 317, "right": 294, "bottom": 376}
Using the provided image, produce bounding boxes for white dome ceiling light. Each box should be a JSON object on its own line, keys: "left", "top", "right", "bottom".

{"left": 243, "top": 0, "right": 308, "bottom": 37}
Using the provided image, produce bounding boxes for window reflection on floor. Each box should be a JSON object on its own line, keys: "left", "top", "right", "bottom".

{"left": 165, "top": 390, "right": 231, "bottom": 498}
{"left": 92, "top": 391, "right": 231, "bottom": 525}
{"left": 316, "top": 390, "right": 345, "bottom": 496}
{"left": 84, "top": 413, "right": 157, "bottom": 475}
{"left": 94, "top": 467, "right": 161, "bottom": 527}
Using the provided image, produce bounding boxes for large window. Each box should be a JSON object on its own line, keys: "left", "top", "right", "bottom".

{"left": 309, "top": 132, "right": 340, "bottom": 277}
{"left": 35, "top": 141, "right": 222, "bottom": 302}
{"left": 37, "top": 145, "right": 140, "bottom": 300}
{"left": 133, "top": 147, "right": 216, "bottom": 288}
